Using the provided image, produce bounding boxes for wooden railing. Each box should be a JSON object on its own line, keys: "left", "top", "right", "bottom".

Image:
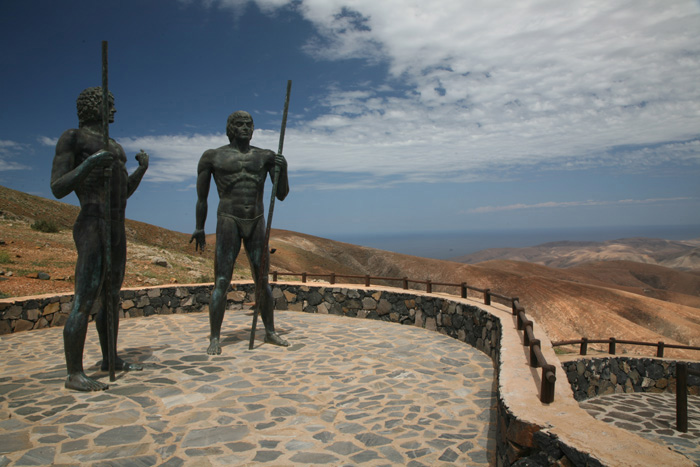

{"left": 551, "top": 337, "right": 700, "bottom": 358}
{"left": 272, "top": 271, "right": 493, "bottom": 301}
{"left": 509, "top": 297, "right": 557, "bottom": 403}
{"left": 271, "top": 271, "right": 557, "bottom": 403}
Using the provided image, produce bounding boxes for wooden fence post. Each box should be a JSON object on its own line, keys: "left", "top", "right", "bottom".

{"left": 540, "top": 364, "right": 556, "bottom": 404}
{"left": 580, "top": 337, "right": 588, "bottom": 356}
{"left": 609, "top": 337, "right": 616, "bottom": 355}
{"left": 677, "top": 362, "right": 688, "bottom": 432}
{"left": 657, "top": 341, "right": 665, "bottom": 358}
{"left": 484, "top": 288, "right": 491, "bottom": 305}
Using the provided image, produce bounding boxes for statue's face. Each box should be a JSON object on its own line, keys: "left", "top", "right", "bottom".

{"left": 231, "top": 116, "right": 254, "bottom": 141}
{"left": 106, "top": 97, "right": 116, "bottom": 123}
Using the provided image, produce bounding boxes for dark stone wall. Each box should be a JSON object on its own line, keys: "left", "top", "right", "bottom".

{"left": 562, "top": 357, "right": 700, "bottom": 400}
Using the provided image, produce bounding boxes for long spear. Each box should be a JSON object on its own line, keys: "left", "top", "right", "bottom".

{"left": 249, "top": 80, "right": 292, "bottom": 350}
{"left": 101, "top": 40, "right": 116, "bottom": 381}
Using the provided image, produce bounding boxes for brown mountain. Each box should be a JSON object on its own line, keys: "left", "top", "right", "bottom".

{"left": 1, "top": 185, "right": 699, "bottom": 359}
{"left": 452, "top": 237, "right": 700, "bottom": 270}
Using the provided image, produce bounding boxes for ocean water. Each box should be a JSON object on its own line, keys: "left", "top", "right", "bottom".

{"left": 331, "top": 225, "right": 700, "bottom": 260}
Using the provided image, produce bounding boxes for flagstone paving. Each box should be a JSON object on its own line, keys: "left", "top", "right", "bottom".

{"left": 0, "top": 310, "right": 497, "bottom": 466}
{"left": 580, "top": 392, "right": 700, "bottom": 465}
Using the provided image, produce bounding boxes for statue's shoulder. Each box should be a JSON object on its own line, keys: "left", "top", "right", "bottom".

{"left": 197, "top": 146, "right": 225, "bottom": 171}
{"left": 57, "top": 128, "right": 80, "bottom": 141}
{"left": 55, "top": 128, "right": 81, "bottom": 151}
{"left": 251, "top": 145, "right": 273, "bottom": 152}
{"left": 200, "top": 146, "right": 222, "bottom": 160}
{"left": 251, "top": 146, "right": 275, "bottom": 158}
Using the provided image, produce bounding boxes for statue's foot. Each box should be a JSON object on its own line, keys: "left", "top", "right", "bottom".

{"left": 65, "top": 372, "right": 109, "bottom": 392}
{"left": 264, "top": 332, "right": 289, "bottom": 347}
{"left": 100, "top": 357, "right": 143, "bottom": 372}
{"left": 207, "top": 337, "right": 222, "bottom": 355}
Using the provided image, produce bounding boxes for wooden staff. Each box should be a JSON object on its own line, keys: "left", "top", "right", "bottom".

{"left": 249, "top": 80, "right": 292, "bottom": 350}
{"left": 102, "top": 41, "right": 116, "bottom": 381}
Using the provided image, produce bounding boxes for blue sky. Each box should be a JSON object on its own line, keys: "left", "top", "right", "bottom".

{"left": 1, "top": 0, "right": 699, "bottom": 247}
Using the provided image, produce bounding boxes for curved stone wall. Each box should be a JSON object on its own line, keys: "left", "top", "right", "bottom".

{"left": 0, "top": 282, "right": 693, "bottom": 466}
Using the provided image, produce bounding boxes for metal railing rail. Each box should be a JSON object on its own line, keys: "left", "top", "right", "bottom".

{"left": 551, "top": 337, "right": 700, "bottom": 358}
{"left": 271, "top": 271, "right": 556, "bottom": 403}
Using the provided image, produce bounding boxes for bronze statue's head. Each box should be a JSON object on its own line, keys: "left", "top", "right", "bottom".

{"left": 76, "top": 87, "right": 115, "bottom": 126}
{"left": 226, "top": 111, "right": 254, "bottom": 142}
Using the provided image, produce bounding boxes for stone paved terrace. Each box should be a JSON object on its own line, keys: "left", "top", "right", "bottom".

{"left": 0, "top": 310, "right": 497, "bottom": 466}
{"left": 581, "top": 392, "right": 700, "bottom": 465}
{"left": 1, "top": 282, "right": 698, "bottom": 466}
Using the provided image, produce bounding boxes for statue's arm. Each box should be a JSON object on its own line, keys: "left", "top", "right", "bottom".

{"left": 50, "top": 130, "right": 111, "bottom": 199}
{"left": 190, "top": 152, "right": 213, "bottom": 251}
{"left": 195, "top": 154, "right": 213, "bottom": 230}
{"left": 272, "top": 152, "right": 289, "bottom": 201}
{"left": 126, "top": 150, "right": 149, "bottom": 198}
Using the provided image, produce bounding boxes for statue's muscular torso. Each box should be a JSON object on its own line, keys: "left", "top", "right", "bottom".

{"left": 54, "top": 128, "right": 129, "bottom": 220}
{"left": 200, "top": 145, "right": 276, "bottom": 220}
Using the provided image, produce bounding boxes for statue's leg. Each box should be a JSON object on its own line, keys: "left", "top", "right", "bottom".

{"left": 65, "top": 217, "right": 109, "bottom": 391}
{"left": 96, "top": 225, "right": 141, "bottom": 371}
{"left": 244, "top": 222, "right": 288, "bottom": 347}
{"left": 207, "top": 215, "right": 240, "bottom": 355}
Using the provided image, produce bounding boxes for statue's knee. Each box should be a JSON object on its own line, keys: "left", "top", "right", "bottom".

{"left": 215, "top": 277, "right": 230, "bottom": 289}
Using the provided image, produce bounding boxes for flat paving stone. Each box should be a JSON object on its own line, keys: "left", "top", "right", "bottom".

{"left": 0, "top": 310, "right": 497, "bottom": 465}
{"left": 580, "top": 392, "right": 700, "bottom": 465}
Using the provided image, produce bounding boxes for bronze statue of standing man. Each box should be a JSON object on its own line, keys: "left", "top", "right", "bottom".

{"left": 51, "top": 87, "right": 149, "bottom": 391}
{"left": 191, "top": 111, "right": 289, "bottom": 354}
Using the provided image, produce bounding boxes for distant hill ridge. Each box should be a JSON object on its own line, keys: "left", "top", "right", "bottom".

{"left": 452, "top": 236, "right": 700, "bottom": 270}
{"left": 1, "top": 184, "right": 699, "bottom": 359}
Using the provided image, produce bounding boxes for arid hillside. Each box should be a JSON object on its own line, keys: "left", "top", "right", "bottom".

{"left": 270, "top": 230, "right": 700, "bottom": 359}
{"left": 452, "top": 237, "right": 700, "bottom": 270}
{"left": 2, "top": 185, "right": 699, "bottom": 360}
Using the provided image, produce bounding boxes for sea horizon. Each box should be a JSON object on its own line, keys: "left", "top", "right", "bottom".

{"left": 329, "top": 224, "right": 700, "bottom": 260}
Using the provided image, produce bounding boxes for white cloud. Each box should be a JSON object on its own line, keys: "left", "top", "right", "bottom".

{"left": 158, "top": 0, "right": 700, "bottom": 187}
{"left": 38, "top": 136, "right": 57, "bottom": 146}
{"left": 297, "top": 1, "right": 700, "bottom": 176}
{"left": 468, "top": 197, "right": 696, "bottom": 214}
{"left": 120, "top": 133, "right": 229, "bottom": 183}
{"left": 0, "top": 140, "right": 30, "bottom": 171}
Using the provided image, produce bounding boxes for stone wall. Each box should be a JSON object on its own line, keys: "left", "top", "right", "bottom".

{"left": 271, "top": 283, "right": 501, "bottom": 360}
{"left": 0, "top": 284, "right": 215, "bottom": 335}
{"left": 0, "top": 283, "right": 501, "bottom": 360}
{"left": 562, "top": 357, "right": 700, "bottom": 401}
{"left": 0, "top": 282, "right": 674, "bottom": 466}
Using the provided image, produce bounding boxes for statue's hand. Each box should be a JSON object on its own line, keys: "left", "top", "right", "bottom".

{"left": 190, "top": 229, "right": 206, "bottom": 252}
{"left": 275, "top": 154, "right": 287, "bottom": 171}
{"left": 88, "top": 150, "right": 114, "bottom": 172}
{"left": 135, "top": 149, "right": 149, "bottom": 169}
